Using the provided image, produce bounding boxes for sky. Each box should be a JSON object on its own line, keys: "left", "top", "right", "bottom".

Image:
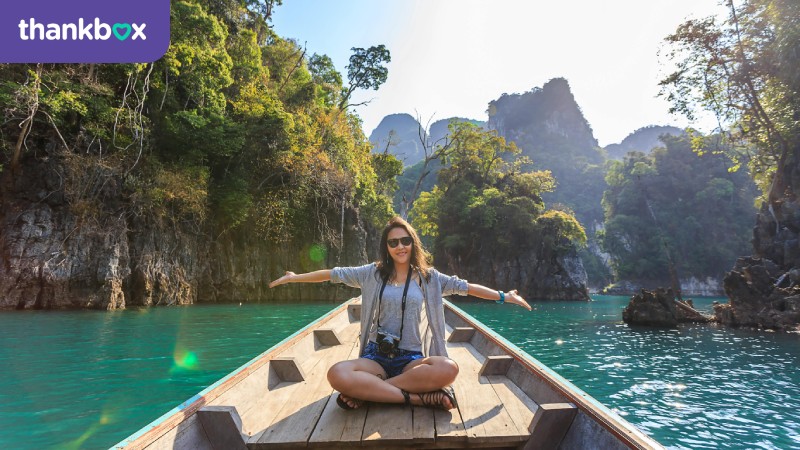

{"left": 271, "top": 0, "right": 727, "bottom": 147}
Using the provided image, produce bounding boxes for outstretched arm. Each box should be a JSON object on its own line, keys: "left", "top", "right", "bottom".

{"left": 467, "top": 283, "right": 531, "bottom": 311}
{"left": 269, "top": 270, "right": 332, "bottom": 288}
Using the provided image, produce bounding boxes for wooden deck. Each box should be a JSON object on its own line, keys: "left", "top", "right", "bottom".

{"left": 224, "top": 303, "right": 538, "bottom": 449}
{"left": 119, "top": 299, "right": 663, "bottom": 450}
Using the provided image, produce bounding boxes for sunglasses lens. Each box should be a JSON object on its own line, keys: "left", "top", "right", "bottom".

{"left": 387, "top": 237, "right": 413, "bottom": 248}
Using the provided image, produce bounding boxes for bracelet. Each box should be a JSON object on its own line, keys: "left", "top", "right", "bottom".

{"left": 496, "top": 291, "right": 505, "bottom": 304}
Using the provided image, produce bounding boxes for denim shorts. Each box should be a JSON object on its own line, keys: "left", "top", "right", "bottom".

{"left": 362, "top": 341, "right": 424, "bottom": 378}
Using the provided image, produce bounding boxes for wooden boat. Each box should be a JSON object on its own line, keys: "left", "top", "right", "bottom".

{"left": 113, "top": 298, "right": 664, "bottom": 449}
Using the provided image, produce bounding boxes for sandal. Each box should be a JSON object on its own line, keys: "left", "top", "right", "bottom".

{"left": 419, "top": 386, "right": 458, "bottom": 411}
{"left": 400, "top": 389, "right": 411, "bottom": 407}
{"left": 336, "top": 393, "right": 364, "bottom": 410}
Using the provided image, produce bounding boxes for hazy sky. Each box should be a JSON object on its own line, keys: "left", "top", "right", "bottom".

{"left": 272, "top": 0, "right": 727, "bottom": 146}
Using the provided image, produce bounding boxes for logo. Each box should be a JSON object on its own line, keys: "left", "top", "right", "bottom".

{"left": 1, "top": 0, "right": 169, "bottom": 63}
{"left": 18, "top": 18, "right": 147, "bottom": 42}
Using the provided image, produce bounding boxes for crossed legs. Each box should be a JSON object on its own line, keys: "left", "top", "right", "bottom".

{"left": 327, "top": 356, "right": 459, "bottom": 409}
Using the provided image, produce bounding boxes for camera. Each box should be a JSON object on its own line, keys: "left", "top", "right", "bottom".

{"left": 376, "top": 331, "right": 400, "bottom": 358}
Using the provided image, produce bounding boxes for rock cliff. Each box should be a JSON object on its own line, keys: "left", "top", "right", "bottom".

{"left": 439, "top": 248, "right": 590, "bottom": 301}
{"left": 0, "top": 156, "right": 366, "bottom": 310}
{"left": 719, "top": 257, "right": 800, "bottom": 331}
{"left": 718, "top": 160, "right": 800, "bottom": 331}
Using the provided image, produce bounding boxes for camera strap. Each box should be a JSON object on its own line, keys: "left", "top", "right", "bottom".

{"left": 377, "top": 266, "right": 413, "bottom": 342}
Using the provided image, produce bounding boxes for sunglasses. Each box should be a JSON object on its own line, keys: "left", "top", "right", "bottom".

{"left": 387, "top": 236, "right": 414, "bottom": 248}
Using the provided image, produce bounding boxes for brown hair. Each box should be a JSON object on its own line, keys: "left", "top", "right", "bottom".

{"left": 376, "top": 216, "right": 432, "bottom": 282}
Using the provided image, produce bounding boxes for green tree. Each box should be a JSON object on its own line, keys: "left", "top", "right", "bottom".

{"left": 410, "top": 123, "right": 584, "bottom": 273}
{"left": 0, "top": 0, "right": 398, "bottom": 254}
{"left": 339, "top": 45, "right": 391, "bottom": 110}
{"left": 600, "top": 135, "right": 757, "bottom": 283}
{"left": 659, "top": 0, "right": 800, "bottom": 204}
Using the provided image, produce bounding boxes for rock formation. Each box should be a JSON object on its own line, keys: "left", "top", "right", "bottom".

{"left": 603, "top": 125, "right": 685, "bottom": 161}
{"left": 719, "top": 257, "right": 800, "bottom": 331}
{"left": 368, "top": 114, "right": 425, "bottom": 166}
{"left": 440, "top": 248, "right": 590, "bottom": 301}
{"left": 0, "top": 157, "right": 366, "bottom": 310}
{"left": 622, "top": 288, "right": 713, "bottom": 327}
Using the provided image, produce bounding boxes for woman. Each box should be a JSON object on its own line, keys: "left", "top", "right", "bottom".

{"left": 269, "top": 216, "right": 531, "bottom": 410}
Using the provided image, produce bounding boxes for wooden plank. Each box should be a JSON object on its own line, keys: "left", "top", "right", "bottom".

{"left": 208, "top": 364, "right": 268, "bottom": 435}
{"left": 430, "top": 336, "right": 467, "bottom": 445}
{"left": 274, "top": 334, "right": 318, "bottom": 375}
{"left": 307, "top": 339, "right": 367, "bottom": 446}
{"left": 361, "top": 403, "right": 413, "bottom": 445}
{"left": 524, "top": 403, "right": 577, "bottom": 450}
{"left": 246, "top": 333, "right": 360, "bottom": 445}
{"left": 479, "top": 355, "right": 513, "bottom": 376}
{"left": 239, "top": 378, "right": 305, "bottom": 441}
{"left": 348, "top": 303, "right": 361, "bottom": 322}
{"left": 243, "top": 321, "right": 363, "bottom": 440}
{"left": 431, "top": 402, "right": 466, "bottom": 445}
{"left": 270, "top": 357, "right": 305, "bottom": 382}
{"left": 412, "top": 404, "right": 435, "bottom": 444}
{"left": 249, "top": 334, "right": 358, "bottom": 448}
{"left": 447, "top": 327, "right": 475, "bottom": 343}
{"left": 196, "top": 406, "right": 248, "bottom": 450}
{"left": 486, "top": 375, "right": 538, "bottom": 440}
{"left": 142, "top": 414, "right": 214, "bottom": 450}
{"left": 447, "top": 344, "right": 529, "bottom": 445}
{"left": 314, "top": 328, "right": 342, "bottom": 346}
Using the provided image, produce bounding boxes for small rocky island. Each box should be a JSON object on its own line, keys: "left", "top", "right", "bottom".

{"left": 622, "top": 288, "right": 712, "bottom": 327}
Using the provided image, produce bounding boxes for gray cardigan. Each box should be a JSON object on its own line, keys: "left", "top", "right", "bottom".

{"left": 330, "top": 263, "right": 469, "bottom": 357}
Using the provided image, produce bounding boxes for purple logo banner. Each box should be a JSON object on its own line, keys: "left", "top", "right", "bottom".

{"left": 0, "top": 0, "right": 170, "bottom": 63}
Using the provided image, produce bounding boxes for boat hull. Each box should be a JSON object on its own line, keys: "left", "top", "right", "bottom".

{"left": 113, "top": 298, "right": 663, "bottom": 449}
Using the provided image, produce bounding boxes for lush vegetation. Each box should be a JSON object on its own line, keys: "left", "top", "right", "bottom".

{"left": 660, "top": 0, "right": 800, "bottom": 204}
{"left": 0, "top": 0, "right": 399, "bottom": 251}
{"left": 410, "top": 122, "right": 586, "bottom": 271}
{"left": 599, "top": 134, "right": 757, "bottom": 282}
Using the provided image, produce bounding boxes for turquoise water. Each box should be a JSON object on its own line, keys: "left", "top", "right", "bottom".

{"left": 0, "top": 296, "right": 798, "bottom": 449}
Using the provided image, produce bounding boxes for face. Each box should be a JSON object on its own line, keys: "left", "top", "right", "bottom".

{"left": 386, "top": 227, "right": 413, "bottom": 266}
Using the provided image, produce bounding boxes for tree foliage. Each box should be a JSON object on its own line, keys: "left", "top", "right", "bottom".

{"left": 340, "top": 45, "right": 391, "bottom": 110}
{"left": 659, "top": 0, "right": 800, "bottom": 203}
{"left": 599, "top": 134, "right": 757, "bottom": 282}
{"left": 0, "top": 0, "right": 396, "bottom": 251}
{"left": 410, "top": 123, "right": 585, "bottom": 271}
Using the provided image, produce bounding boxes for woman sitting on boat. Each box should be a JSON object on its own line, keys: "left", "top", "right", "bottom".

{"left": 269, "top": 216, "right": 531, "bottom": 411}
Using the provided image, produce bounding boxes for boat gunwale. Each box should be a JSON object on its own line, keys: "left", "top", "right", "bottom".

{"left": 443, "top": 299, "right": 659, "bottom": 450}
{"left": 112, "top": 299, "right": 356, "bottom": 449}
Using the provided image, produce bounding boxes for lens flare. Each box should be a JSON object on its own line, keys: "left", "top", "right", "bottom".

{"left": 173, "top": 349, "right": 199, "bottom": 370}
{"left": 309, "top": 244, "right": 327, "bottom": 262}
{"left": 62, "top": 407, "right": 118, "bottom": 450}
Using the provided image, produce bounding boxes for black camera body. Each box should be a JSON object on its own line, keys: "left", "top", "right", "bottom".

{"left": 376, "top": 331, "right": 400, "bottom": 358}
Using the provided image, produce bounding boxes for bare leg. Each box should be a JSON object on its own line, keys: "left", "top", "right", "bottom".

{"left": 327, "top": 358, "right": 403, "bottom": 406}
{"left": 387, "top": 356, "right": 459, "bottom": 393}
{"left": 327, "top": 356, "right": 459, "bottom": 409}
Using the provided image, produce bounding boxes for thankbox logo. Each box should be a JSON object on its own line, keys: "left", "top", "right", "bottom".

{"left": 1, "top": 0, "right": 169, "bottom": 63}
{"left": 18, "top": 18, "right": 147, "bottom": 42}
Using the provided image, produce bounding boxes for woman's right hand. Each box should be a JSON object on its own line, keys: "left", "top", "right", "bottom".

{"left": 269, "top": 271, "right": 296, "bottom": 288}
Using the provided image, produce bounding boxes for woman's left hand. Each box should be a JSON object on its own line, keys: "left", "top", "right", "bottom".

{"left": 506, "top": 290, "right": 531, "bottom": 311}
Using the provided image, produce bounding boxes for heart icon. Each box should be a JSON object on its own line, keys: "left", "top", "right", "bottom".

{"left": 113, "top": 23, "right": 132, "bottom": 41}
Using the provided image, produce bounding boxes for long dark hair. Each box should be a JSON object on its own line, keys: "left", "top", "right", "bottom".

{"left": 376, "top": 216, "right": 432, "bottom": 281}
